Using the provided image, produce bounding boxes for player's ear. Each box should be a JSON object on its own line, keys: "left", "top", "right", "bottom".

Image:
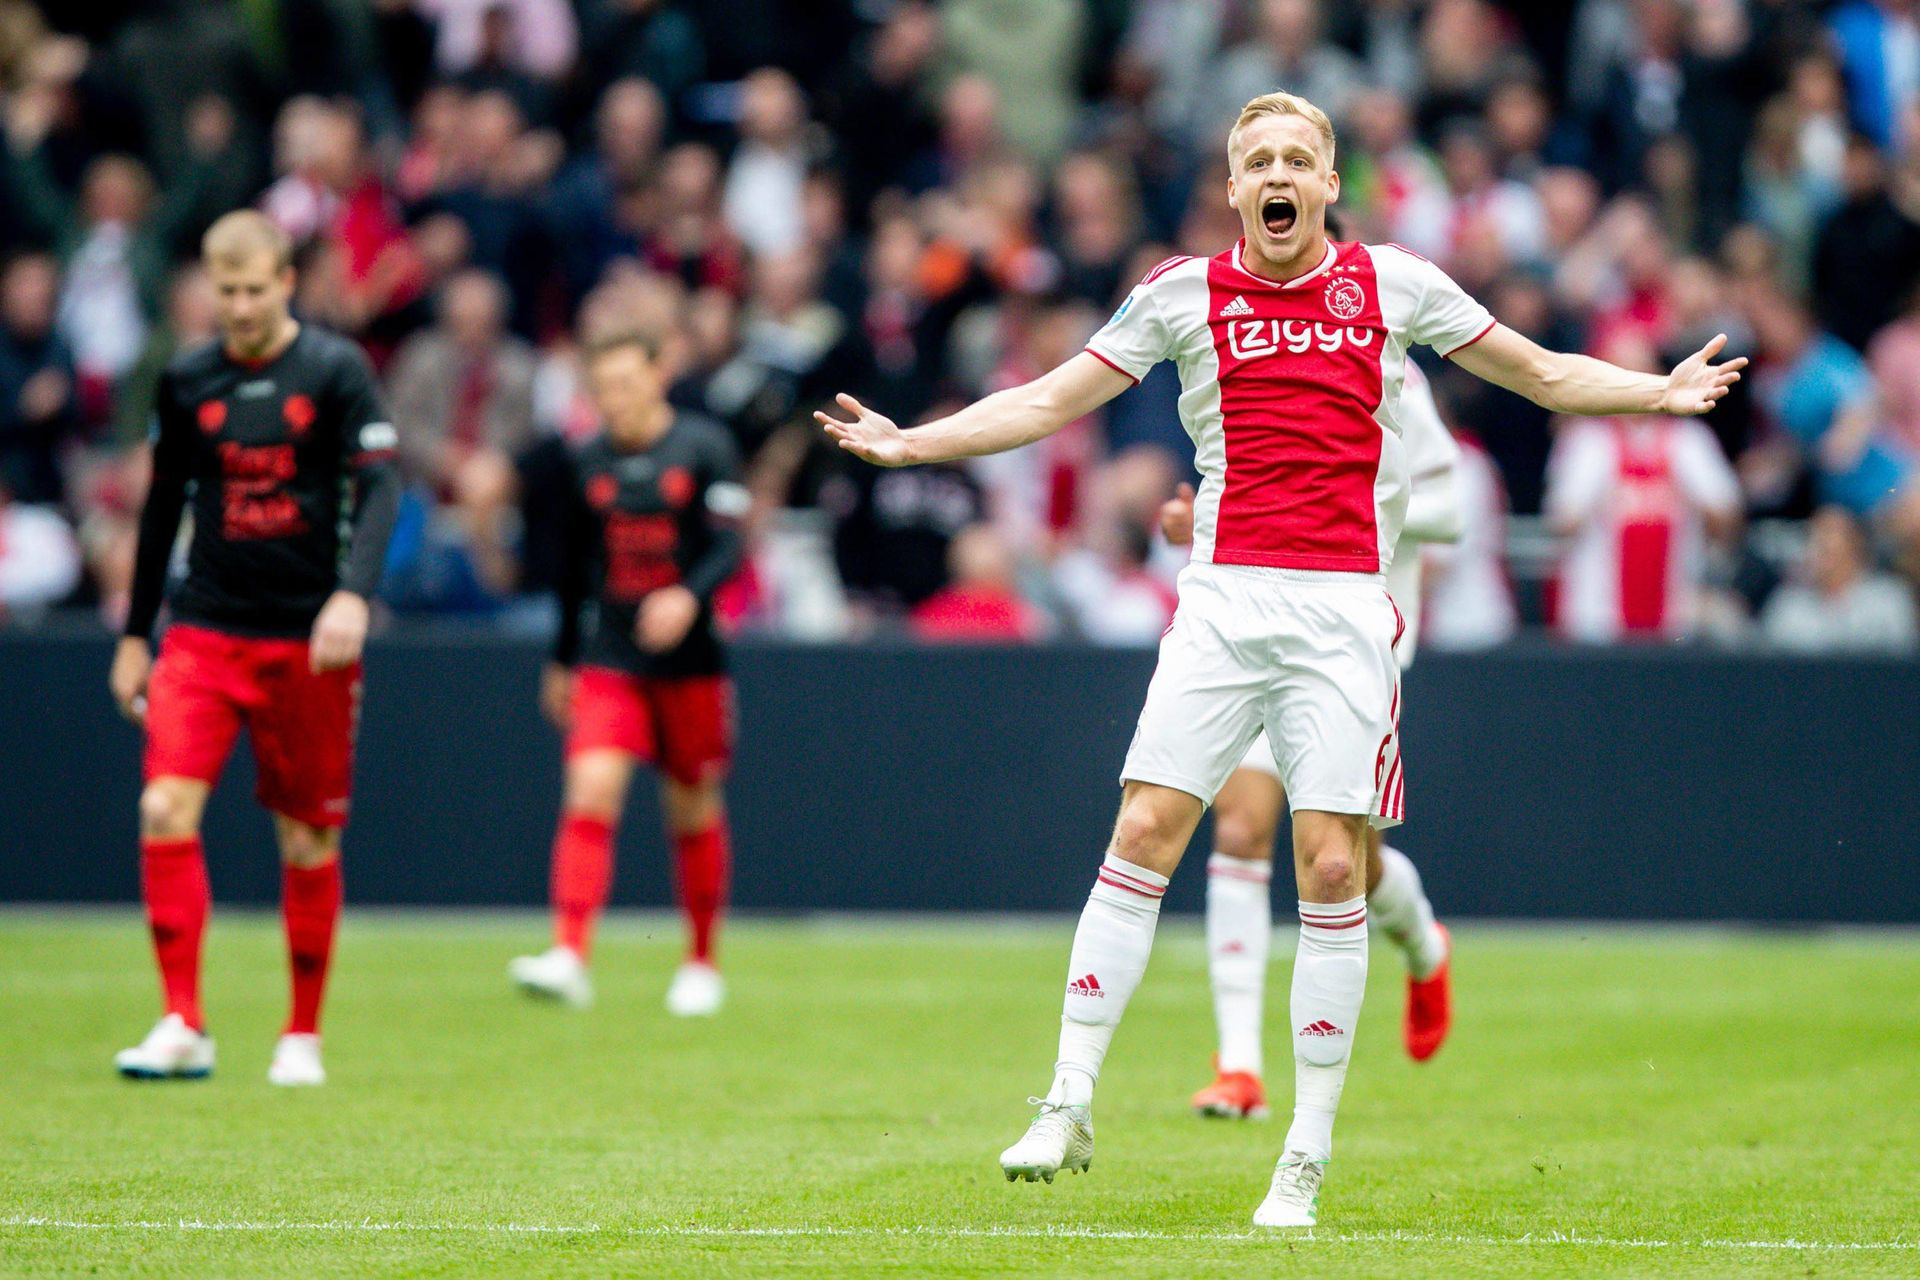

{"left": 1326, "top": 168, "right": 1340, "bottom": 204}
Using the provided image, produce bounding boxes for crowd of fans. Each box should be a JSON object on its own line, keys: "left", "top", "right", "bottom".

{"left": 1, "top": 0, "right": 1917, "bottom": 654}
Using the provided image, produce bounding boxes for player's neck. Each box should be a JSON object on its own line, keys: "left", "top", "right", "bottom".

{"left": 608, "top": 403, "right": 674, "bottom": 452}
{"left": 225, "top": 317, "right": 301, "bottom": 369}
{"left": 1239, "top": 231, "right": 1331, "bottom": 285}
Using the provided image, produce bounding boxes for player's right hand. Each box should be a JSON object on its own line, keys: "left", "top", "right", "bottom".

{"left": 1159, "top": 483, "right": 1196, "bottom": 547}
{"left": 540, "top": 662, "right": 574, "bottom": 732}
{"left": 109, "top": 637, "right": 152, "bottom": 726}
{"left": 814, "top": 393, "right": 912, "bottom": 467}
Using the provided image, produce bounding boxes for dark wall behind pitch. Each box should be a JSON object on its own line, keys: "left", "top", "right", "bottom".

{"left": 3, "top": 631, "right": 1917, "bottom": 922}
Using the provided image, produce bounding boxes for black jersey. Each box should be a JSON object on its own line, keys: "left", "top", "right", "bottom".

{"left": 554, "top": 411, "right": 746, "bottom": 679}
{"left": 125, "top": 326, "right": 402, "bottom": 640}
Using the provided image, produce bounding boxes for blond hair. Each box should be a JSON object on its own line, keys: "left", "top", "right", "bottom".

{"left": 1228, "top": 92, "right": 1336, "bottom": 169}
{"left": 201, "top": 210, "right": 294, "bottom": 273}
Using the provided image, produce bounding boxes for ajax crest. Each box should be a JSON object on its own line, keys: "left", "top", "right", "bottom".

{"left": 1325, "top": 277, "right": 1365, "bottom": 320}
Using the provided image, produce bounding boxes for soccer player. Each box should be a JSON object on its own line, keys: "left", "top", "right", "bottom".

{"left": 1168, "top": 362, "right": 1461, "bottom": 1126}
{"left": 819, "top": 90, "right": 1743, "bottom": 1226}
{"left": 107, "top": 211, "right": 401, "bottom": 1087}
{"left": 508, "top": 331, "right": 748, "bottom": 1016}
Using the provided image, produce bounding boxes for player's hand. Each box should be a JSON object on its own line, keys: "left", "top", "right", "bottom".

{"left": 635, "top": 585, "right": 699, "bottom": 653}
{"left": 1159, "top": 483, "right": 1196, "bottom": 547}
{"left": 309, "top": 591, "right": 370, "bottom": 673}
{"left": 1660, "top": 333, "right": 1747, "bottom": 416}
{"left": 540, "top": 662, "right": 574, "bottom": 732}
{"left": 814, "top": 393, "right": 913, "bottom": 467}
{"left": 109, "top": 637, "right": 152, "bottom": 726}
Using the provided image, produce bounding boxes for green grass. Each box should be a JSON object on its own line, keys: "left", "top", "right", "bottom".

{"left": 0, "top": 912, "right": 1916, "bottom": 1278}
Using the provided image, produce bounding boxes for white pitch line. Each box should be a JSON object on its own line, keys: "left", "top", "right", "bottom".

{"left": 2, "top": 1216, "right": 1915, "bottom": 1252}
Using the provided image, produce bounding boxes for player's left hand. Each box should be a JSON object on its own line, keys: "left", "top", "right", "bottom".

{"left": 636, "top": 585, "right": 699, "bottom": 654}
{"left": 814, "top": 393, "right": 913, "bottom": 467}
{"left": 310, "top": 591, "right": 370, "bottom": 673}
{"left": 1660, "top": 333, "right": 1747, "bottom": 416}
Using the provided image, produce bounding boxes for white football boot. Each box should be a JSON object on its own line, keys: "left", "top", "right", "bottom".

{"left": 999, "top": 1099, "right": 1094, "bottom": 1183}
{"left": 267, "top": 1033, "right": 326, "bottom": 1087}
{"left": 509, "top": 946, "right": 594, "bottom": 1008}
{"left": 1252, "top": 1151, "right": 1327, "bottom": 1227}
{"left": 664, "top": 960, "right": 724, "bottom": 1017}
{"left": 114, "top": 1013, "right": 215, "bottom": 1080}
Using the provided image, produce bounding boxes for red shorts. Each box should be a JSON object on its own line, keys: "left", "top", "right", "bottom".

{"left": 143, "top": 624, "right": 362, "bottom": 828}
{"left": 566, "top": 666, "right": 734, "bottom": 785}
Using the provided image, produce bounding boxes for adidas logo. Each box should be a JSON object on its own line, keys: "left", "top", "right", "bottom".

{"left": 1217, "top": 941, "right": 1246, "bottom": 955}
{"left": 1298, "top": 1019, "right": 1345, "bottom": 1037}
{"left": 1219, "top": 294, "right": 1254, "bottom": 318}
{"left": 1067, "top": 974, "right": 1105, "bottom": 998}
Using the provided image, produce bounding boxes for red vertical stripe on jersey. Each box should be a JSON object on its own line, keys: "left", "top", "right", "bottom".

{"left": 1614, "top": 422, "right": 1676, "bottom": 634}
{"left": 1206, "top": 243, "right": 1388, "bottom": 572}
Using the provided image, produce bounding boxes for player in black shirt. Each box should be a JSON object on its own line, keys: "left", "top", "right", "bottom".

{"left": 509, "top": 331, "right": 748, "bottom": 1016}
{"left": 106, "top": 212, "right": 400, "bottom": 1086}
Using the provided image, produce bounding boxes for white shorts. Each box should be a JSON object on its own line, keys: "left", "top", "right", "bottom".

{"left": 1121, "top": 561, "right": 1405, "bottom": 827}
{"left": 1239, "top": 550, "right": 1420, "bottom": 785}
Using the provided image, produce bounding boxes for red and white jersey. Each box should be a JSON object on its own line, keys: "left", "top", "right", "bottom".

{"left": 1086, "top": 238, "right": 1495, "bottom": 575}
{"left": 1545, "top": 417, "right": 1739, "bottom": 642}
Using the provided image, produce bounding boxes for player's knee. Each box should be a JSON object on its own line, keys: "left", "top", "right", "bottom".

{"left": 1110, "top": 799, "right": 1184, "bottom": 867}
{"left": 138, "top": 783, "right": 197, "bottom": 838}
{"left": 1300, "top": 847, "right": 1361, "bottom": 899}
{"left": 279, "top": 823, "right": 339, "bottom": 869}
{"left": 662, "top": 779, "right": 723, "bottom": 833}
{"left": 1212, "top": 807, "right": 1275, "bottom": 863}
{"left": 563, "top": 764, "right": 627, "bottom": 820}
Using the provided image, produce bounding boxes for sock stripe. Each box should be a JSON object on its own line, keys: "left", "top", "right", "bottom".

{"left": 1300, "top": 906, "right": 1367, "bottom": 930}
{"left": 1097, "top": 871, "right": 1165, "bottom": 899}
{"left": 1098, "top": 863, "right": 1168, "bottom": 895}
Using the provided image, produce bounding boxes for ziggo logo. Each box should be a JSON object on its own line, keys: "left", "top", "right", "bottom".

{"left": 1226, "top": 318, "right": 1377, "bottom": 359}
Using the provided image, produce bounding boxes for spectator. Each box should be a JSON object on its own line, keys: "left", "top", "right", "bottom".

{"left": 940, "top": 0, "right": 1087, "bottom": 167}
{"left": 387, "top": 268, "right": 538, "bottom": 595}
{"left": 0, "top": 251, "right": 77, "bottom": 504}
{"left": 817, "top": 0, "right": 940, "bottom": 219}
{"left": 1761, "top": 506, "right": 1919, "bottom": 653}
{"left": 1744, "top": 285, "right": 1920, "bottom": 539}
{"left": 1192, "top": 0, "right": 1362, "bottom": 149}
{"left": 416, "top": 0, "right": 578, "bottom": 85}
{"left": 910, "top": 523, "right": 1045, "bottom": 643}
{"left": 545, "top": 78, "right": 666, "bottom": 307}
{"left": 0, "top": 476, "right": 81, "bottom": 616}
{"left": 1812, "top": 133, "right": 1920, "bottom": 354}
{"left": 584, "top": 0, "right": 705, "bottom": 115}
{"left": 422, "top": 90, "right": 554, "bottom": 337}
{"left": 722, "top": 69, "right": 812, "bottom": 260}
{"left": 1545, "top": 336, "right": 1743, "bottom": 643}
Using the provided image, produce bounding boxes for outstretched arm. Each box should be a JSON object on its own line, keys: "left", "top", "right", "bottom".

{"left": 1448, "top": 325, "right": 1747, "bottom": 418}
{"left": 815, "top": 352, "right": 1135, "bottom": 467}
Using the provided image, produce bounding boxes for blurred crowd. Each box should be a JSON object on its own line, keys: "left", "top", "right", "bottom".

{"left": 1, "top": 0, "right": 1917, "bottom": 654}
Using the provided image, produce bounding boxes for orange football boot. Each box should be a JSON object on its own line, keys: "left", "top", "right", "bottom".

{"left": 1190, "top": 1059, "right": 1269, "bottom": 1119}
{"left": 1404, "top": 923, "right": 1452, "bottom": 1062}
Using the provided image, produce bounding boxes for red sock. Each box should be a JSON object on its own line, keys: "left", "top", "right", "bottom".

{"left": 673, "top": 820, "right": 730, "bottom": 964}
{"left": 140, "top": 835, "right": 209, "bottom": 1031}
{"left": 282, "top": 860, "right": 342, "bottom": 1036}
{"left": 551, "top": 811, "right": 615, "bottom": 958}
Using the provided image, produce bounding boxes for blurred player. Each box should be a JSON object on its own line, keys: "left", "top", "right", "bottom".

{"left": 1165, "top": 362, "right": 1460, "bottom": 1127}
{"left": 108, "top": 211, "right": 401, "bottom": 1086}
{"left": 509, "top": 332, "right": 748, "bottom": 1016}
{"left": 818, "top": 91, "right": 1742, "bottom": 1226}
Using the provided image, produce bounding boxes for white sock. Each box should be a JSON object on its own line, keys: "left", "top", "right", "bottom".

{"left": 1048, "top": 853, "right": 1169, "bottom": 1108}
{"left": 1284, "top": 897, "right": 1369, "bottom": 1161}
{"left": 1368, "top": 845, "right": 1446, "bottom": 980}
{"left": 1205, "top": 853, "right": 1271, "bottom": 1076}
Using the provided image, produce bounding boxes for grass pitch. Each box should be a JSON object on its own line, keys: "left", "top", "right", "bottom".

{"left": 0, "top": 911, "right": 1915, "bottom": 1278}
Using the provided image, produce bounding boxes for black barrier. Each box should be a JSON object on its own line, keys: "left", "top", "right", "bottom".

{"left": 3, "top": 628, "right": 1917, "bottom": 921}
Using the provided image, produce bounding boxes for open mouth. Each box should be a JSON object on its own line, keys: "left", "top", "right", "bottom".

{"left": 1262, "top": 197, "right": 1297, "bottom": 238}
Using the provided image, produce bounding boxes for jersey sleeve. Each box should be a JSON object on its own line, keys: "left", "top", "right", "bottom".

{"left": 1394, "top": 249, "right": 1497, "bottom": 357}
{"left": 1083, "top": 269, "right": 1179, "bottom": 383}
{"left": 1672, "top": 421, "right": 1741, "bottom": 514}
{"left": 332, "top": 341, "right": 399, "bottom": 465}
{"left": 124, "top": 368, "right": 196, "bottom": 639}
{"left": 680, "top": 427, "right": 747, "bottom": 603}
